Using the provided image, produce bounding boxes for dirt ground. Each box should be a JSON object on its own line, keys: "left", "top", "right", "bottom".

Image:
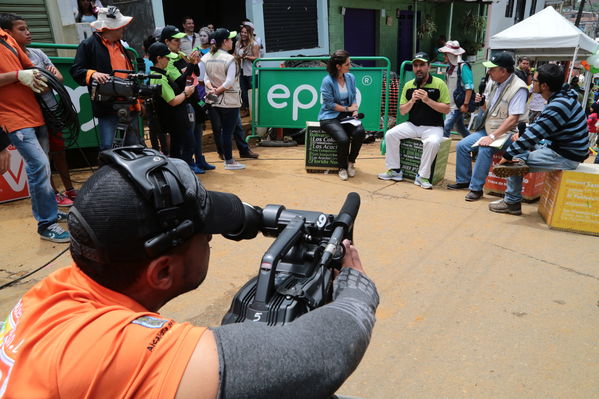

{"left": 1, "top": 140, "right": 598, "bottom": 398}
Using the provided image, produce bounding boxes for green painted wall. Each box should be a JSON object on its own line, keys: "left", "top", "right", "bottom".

{"left": 328, "top": 0, "right": 488, "bottom": 83}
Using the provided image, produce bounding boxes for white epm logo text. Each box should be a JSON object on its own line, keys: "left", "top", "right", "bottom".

{"left": 267, "top": 84, "right": 362, "bottom": 121}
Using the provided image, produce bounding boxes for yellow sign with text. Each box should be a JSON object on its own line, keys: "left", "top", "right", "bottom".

{"left": 538, "top": 164, "right": 599, "bottom": 236}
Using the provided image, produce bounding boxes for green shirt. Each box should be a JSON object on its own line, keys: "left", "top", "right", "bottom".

{"left": 150, "top": 71, "right": 176, "bottom": 103}
{"left": 400, "top": 75, "right": 450, "bottom": 127}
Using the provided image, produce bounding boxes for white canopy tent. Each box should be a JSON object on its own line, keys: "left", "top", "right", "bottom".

{"left": 490, "top": 6, "right": 599, "bottom": 106}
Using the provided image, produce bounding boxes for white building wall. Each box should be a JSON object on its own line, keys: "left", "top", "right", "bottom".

{"left": 486, "top": 0, "right": 546, "bottom": 49}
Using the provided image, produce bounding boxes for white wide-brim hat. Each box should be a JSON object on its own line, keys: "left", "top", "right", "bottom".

{"left": 90, "top": 7, "right": 133, "bottom": 31}
{"left": 438, "top": 40, "right": 465, "bottom": 56}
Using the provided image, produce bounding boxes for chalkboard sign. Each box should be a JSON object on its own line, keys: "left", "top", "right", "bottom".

{"left": 399, "top": 137, "right": 450, "bottom": 184}
{"left": 305, "top": 122, "right": 338, "bottom": 172}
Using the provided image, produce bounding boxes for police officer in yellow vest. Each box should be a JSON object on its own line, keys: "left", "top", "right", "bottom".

{"left": 448, "top": 52, "right": 529, "bottom": 201}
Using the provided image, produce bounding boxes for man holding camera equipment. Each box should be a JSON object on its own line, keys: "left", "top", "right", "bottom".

{"left": 0, "top": 146, "right": 379, "bottom": 398}
{"left": 70, "top": 7, "right": 143, "bottom": 151}
{"left": 2, "top": 13, "right": 78, "bottom": 207}
{"left": 0, "top": 22, "right": 69, "bottom": 243}
{"left": 378, "top": 52, "right": 450, "bottom": 190}
{"left": 448, "top": 52, "right": 528, "bottom": 202}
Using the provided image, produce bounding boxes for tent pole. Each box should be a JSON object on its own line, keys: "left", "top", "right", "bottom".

{"left": 569, "top": 45, "right": 579, "bottom": 81}
{"left": 582, "top": 69, "right": 592, "bottom": 110}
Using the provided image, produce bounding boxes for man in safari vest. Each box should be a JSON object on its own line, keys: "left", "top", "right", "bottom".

{"left": 448, "top": 52, "right": 529, "bottom": 201}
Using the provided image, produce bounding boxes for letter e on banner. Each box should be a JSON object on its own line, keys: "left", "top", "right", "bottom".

{"left": 267, "top": 84, "right": 290, "bottom": 109}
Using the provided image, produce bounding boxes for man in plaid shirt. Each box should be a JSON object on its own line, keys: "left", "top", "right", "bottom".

{"left": 490, "top": 63, "right": 589, "bottom": 215}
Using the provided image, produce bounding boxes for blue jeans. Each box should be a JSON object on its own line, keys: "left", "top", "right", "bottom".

{"left": 505, "top": 145, "right": 579, "bottom": 203}
{"left": 443, "top": 109, "right": 470, "bottom": 138}
{"left": 212, "top": 107, "right": 249, "bottom": 161}
{"left": 455, "top": 129, "right": 510, "bottom": 191}
{"left": 8, "top": 126, "right": 57, "bottom": 232}
{"left": 97, "top": 112, "right": 141, "bottom": 150}
{"left": 233, "top": 112, "right": 250, "bottom": 155}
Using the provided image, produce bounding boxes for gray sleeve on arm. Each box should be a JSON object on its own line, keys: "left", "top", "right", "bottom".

{"left": 212, "top": 268, "right": 379, "bottom": 399}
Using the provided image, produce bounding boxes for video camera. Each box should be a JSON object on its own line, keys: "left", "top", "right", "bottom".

{"left": 90, "top": 70, "right": 161, "bottom": 102}
{"left": 222, "top": 192, "right": 360, "bottom": 326}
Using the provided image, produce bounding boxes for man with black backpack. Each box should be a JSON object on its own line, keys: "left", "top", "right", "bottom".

{"left": 439, "top": 40, "right": 473, "bottom": 138}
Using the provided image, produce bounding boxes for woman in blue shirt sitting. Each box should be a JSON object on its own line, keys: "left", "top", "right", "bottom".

{"left": 318, "top": 50, "right": 365, "bottom": 181}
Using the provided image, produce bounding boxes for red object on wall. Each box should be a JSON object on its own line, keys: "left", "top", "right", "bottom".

{"left": 484, "top": 153, "right": 547, "bottom": 201}
{"left": 0, "top": 145, "right": 30, "bottom": 203}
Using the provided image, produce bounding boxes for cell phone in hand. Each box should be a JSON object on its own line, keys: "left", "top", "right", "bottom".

{"left": 206, "top": 93, "right": 219, "bottom": 102}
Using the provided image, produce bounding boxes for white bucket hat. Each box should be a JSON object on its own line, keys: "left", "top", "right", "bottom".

{"left": 438, "top": 40, "right": 465, "bottom": 56}
{"left": 90, "top": 6, "right": 133, "bottom": 31}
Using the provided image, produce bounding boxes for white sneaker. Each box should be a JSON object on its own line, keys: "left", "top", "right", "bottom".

{"left": 377, "top": 170, "right": 403, "bottom": 181}
{"left": 338, "top": 168, "right": 349, "bottom": 181}
{"left": 414, "top": 175, "right": 433, "bottom": 189}
{"left": 224, "top": 161, "right": 246, "bottom": 170}
{"left": 347, "top": 163, "right": 356, "bottom": 177}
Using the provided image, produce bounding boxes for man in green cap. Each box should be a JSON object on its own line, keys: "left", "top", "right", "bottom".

{"left": 378, "top": 52, "right": 450, "bottom": 190}
{"left": 448, "top": 51, "right": 528, "bottom": 202}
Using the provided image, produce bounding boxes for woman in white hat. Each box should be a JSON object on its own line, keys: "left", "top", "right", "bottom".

{"left": 438, "top": 40, "right": 474, "bottom": 139}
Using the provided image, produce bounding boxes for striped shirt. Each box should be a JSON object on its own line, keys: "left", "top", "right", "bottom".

{"left": 505, "top": 85, "right": 589, "bottom": 162}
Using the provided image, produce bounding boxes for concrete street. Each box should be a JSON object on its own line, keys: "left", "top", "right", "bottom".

{"left": 1, "top": 141, "right": 597, "bottom": 398}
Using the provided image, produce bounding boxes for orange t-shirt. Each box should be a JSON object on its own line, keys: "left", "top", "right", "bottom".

{"left": 97, "top": 36, "right": 142, "bottom": 112}
{"left": 0, "top": 29, "right": 44, "bottom": 133}
{"left": 101, "top": 36, "right": 132, "bottom": 80}
{"left": 0, "top": 264, "right": 207, "bottom": 398}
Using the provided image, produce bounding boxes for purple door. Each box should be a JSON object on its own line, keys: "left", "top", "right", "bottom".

{"left": 343, "top": 8, "right": 376, "bottom": 67}
{"left": 397, "top": 10, "right": 415, "bottom": 67}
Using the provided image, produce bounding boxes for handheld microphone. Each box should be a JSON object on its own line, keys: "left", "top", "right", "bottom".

{"left": 415, "top": 76, "right": 423, "bottom": 88}
{"left": 340, "top": 113, "right": 365, "bottom": 122}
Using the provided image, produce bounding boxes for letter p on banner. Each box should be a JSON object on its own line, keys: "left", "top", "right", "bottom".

{"left": 292, "top": 84, "right": 318, "bottom": 121}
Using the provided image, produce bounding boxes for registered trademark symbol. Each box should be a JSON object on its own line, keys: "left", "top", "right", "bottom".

{"left": 362, "top": 76, "right": 372, "bottom": 86}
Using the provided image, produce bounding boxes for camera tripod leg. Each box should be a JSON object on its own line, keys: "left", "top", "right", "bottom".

{"left": 112, "top": 124, "right": 129, "bottom": 149}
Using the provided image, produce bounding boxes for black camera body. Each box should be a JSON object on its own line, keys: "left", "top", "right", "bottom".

{"left": 90, "top": 71, "right": 161, "bottom": 102}
{"left": 222, "top": 193, "right": 360, "bottom": 326}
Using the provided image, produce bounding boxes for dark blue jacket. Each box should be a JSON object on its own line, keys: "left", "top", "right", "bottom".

{"left": 506, "top": 85, "right": 589, "bottom": 162}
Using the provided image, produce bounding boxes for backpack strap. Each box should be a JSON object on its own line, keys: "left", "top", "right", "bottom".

{"left": 0, "top": 36, "right": 18, "bottom": 58}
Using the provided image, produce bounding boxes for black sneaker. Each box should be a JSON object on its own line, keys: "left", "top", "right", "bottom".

{"left": 239, "top": 150, "right": 259, "bottom": 159}
{"left": 489, "top": 199, "right": 522, "bottom": 215}
{"left": 492, "top": 159, "right": 529, "bottom": 178}
{"left": 465, "top": 190, "right": 483, "bottom": 201}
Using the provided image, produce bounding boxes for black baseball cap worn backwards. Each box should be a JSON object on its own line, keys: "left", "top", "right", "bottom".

{"left": 68, "top": 146, "right": 246, "bottom": 263}
{"left": 210, "top": 28, "right": 237, "bottom": 43}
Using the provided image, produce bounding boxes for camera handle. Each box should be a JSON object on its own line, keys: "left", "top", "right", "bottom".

{"left": 112, "top": 101, "right": 136, "bottom": 149}
{"left": 249, "top": 215, "right": 305, "bottom": 315}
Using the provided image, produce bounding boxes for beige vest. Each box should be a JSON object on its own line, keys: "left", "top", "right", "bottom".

{"left": 484, "top": 74, "right": 529, "bottom": 133}
{"left": 202, "top": 50, "right": 241, "bottom": 108}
